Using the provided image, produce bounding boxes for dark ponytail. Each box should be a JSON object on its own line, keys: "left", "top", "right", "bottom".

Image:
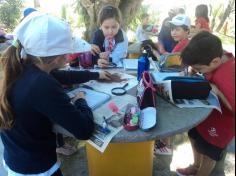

{"left": 0, "top": 43, "right": 24, "bottom": 129}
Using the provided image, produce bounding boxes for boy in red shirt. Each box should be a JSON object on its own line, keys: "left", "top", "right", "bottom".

{"left": 169, "top": 14, "right": 191, "bottom": 53}
{"left": 155, "top": 14, "right": 192, "bottom": 155}
{"left": 153, "top": 14, "right": 190, "bottom": 60}
{"left": 177, "top": 31, "right": 235, "bottom": 176}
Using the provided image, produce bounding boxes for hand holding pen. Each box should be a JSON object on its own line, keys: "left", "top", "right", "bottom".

{"left": 71, "top": 91, "right": 86, "bottom": 103}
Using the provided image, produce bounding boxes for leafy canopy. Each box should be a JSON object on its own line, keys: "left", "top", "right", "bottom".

{"left": 0, "top": 0, "right": 23, "bottom": 31}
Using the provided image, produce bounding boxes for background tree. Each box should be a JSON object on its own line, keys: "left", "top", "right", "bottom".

{"left": 0, "top": 0, "right": 22, "bottom": 31}
{"left": 215, "top": 0, "right": 235, "bottom": 32}
{"left": 33, "top": 0, "right": 40, "bottom": 8}
{"left": 76, "top": 0, "right": 143, "bottom": 40}
{"left": 209, "top": 4, "right": 223, "bottom": 31}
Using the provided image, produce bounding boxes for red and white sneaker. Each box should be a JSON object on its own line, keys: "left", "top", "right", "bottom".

{"left": 176, "top": 165, "right": 198, "bottom": 176}
{"left": 154, "top": 140, "right": 172, "bottom": 155}
{"left": 155, "top": 146, "right": 173, "bottom": 155}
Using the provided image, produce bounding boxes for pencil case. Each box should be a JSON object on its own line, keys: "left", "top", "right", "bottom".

{"left": 164, "top": 76, "right": 212, "bottom": 100}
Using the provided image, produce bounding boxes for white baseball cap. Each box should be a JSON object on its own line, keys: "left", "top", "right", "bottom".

{"left": 14, "top": 12, "right": 89, "bottom": 57}
{"left": 72, "top": 37, "right": 91, "bottom": 53}
{"left": 169, "top": 14, "right": 191, "bottom": 28}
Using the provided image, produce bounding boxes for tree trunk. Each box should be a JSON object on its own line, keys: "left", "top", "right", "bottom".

{"left": 78, "top": 0, "right": 143, "bottom": 40}
{"left": 210, "top": 4, "right": 223, "bottom": 31}
{"left": 216, "top": 0, "right": 235, "bottom": 32}
{"left": 119, "top": 0, "right": 143, "bottom": 29}
{"left": 33, "top": 0, "right": 40, "bottom": 8}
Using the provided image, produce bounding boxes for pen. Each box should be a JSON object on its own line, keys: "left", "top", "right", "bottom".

{"left": 103, "top": 116, "right": 108, "bottom": 124}
{"left": 102, "top": 116, "right": 111, "bottom": 133}
{"left": 186, "top": 65, "right": 189, "bottom": 77}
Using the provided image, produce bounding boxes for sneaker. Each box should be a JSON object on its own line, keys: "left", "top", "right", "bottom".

{"left": 154, "top": 140, "right": 172, "bottom": 155}
{"left": 154, "top": 146, "right": 173, "bottom": 155}
{"left": 176, "top": 165, "right": 198, "bottom": 176}
{"left": 56, "top": 143, "right": 77, "bottom": 156}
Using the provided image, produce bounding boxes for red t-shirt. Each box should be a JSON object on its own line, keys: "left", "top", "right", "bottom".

{"left": 197, "top": 53, "right": 235, "bottom": 148}
{"left": 195, "top": 17, "right": 211, "bottom": 32}
{"left": 172, "top": 38, "right": 189, "bottom": 53}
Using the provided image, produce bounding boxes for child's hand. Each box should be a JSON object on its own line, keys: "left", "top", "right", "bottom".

{"left": 153, "top": 50, "right": 160, "bottom": 59}
{"left": 91, "top": 44, "right": 101, "bottom": 56}
{"left": 99, "top": 51, "right": 110, "bottom": 59}
{"left": 211, "top": 84, "right": 233, "bottom": 111}
{"left": 187, "top": 67, "right": 198, "bottom": 76}
{"left": 98, "top": 58, "right": 109, "bottom": 68}
{"left": 99, "top": 71, "right": 112, "bottom": 80}
{"left": 71, "top": 91, "right": 86, "bottom": 103}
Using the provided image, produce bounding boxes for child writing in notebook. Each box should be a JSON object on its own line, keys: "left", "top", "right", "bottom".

{"left": 91, "top": 5, "right": 128, "bottom": 68}
{"left": 177, "top": 31, "right": 235, "bottom": 176}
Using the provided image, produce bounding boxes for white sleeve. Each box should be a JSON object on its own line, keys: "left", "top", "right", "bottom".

{"left": 111, "top": 30, "right": 129, "bottom": 64}
{"left": 136, "top": 26, "right": 143, "bottom": 42}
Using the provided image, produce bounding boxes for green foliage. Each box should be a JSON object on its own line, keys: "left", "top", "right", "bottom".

{"left": 0, "top": 0, "right": 22, "bottom": 32}
{"left": 128, "top": 5, "right": 160, "bottom": 31}
{"left": 75, "top": 5, "right": 87, "bottom": 28}
{"left": 128, "top": 5, "right": 149, "bottom": 31}
{"left": 61, "top": 5, "right": 67, "bottom": 20}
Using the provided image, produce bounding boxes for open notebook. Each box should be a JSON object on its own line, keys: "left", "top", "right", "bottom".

{"left": 67, "top": 87, "right": 111, "bottom": 110}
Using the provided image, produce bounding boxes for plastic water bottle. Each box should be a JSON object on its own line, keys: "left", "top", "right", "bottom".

{"left": 137, "top": 50, "right": 150, "bottom": 81}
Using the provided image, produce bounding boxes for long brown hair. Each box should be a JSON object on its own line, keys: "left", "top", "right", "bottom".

{"left": 0, "top": 43, "right": 24, "bottom": 129}
{"left": 0, "top": 43, "right": 58, "bottom": 129}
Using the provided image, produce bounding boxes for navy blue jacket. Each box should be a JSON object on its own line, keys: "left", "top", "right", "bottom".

{"left": 91, "top": 29, "right": 128, "bottom": 64}
{"left": 158, "top": 17, "right": 177, "bottom": 52}
{"left": 0, "top": 66, "right": 97, "bottom": 174}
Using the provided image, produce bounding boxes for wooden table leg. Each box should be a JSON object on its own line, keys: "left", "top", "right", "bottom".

{"left": 86, "top": 141, "right": 154, "bottom": 176}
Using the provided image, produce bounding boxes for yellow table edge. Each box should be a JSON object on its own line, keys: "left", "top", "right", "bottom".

{"left": 86, "top": 141, "right": 155, "bottom": 176}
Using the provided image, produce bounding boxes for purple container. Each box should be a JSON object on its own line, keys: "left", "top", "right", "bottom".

{"left": 79, "top": 52, "right": 93, "bottom": 69}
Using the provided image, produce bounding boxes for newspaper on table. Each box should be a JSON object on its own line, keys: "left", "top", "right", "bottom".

{"left": 53, "top": 94, "right": 137, "bottom": 153}
{"left": 155, "top": 80, "right": 222, "bottom": 113}
{"left": 88, "top": 94, "right": 137, "bottom": 153}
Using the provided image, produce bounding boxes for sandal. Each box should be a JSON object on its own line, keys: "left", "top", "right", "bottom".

{"left": 176, "top": 165, "right": 198, "bottom": 176}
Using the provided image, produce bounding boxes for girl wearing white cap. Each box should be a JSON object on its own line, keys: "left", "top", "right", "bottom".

{"left": 0, "top": 12, "right": 110, "bottom": 176}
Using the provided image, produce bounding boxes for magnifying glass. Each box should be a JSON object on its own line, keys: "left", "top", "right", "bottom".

{"left": 111, "top": 83, "right": 129, "bottom": 96}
